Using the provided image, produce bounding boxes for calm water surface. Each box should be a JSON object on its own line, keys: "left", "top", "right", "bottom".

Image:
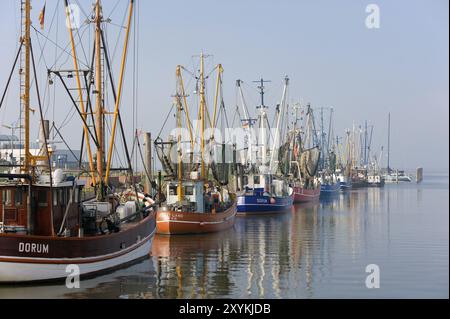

{"left": 1, "top": 174, "right": 448, "bottom": 299}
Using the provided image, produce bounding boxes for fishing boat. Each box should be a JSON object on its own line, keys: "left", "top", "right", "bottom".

{"left": 0, "top": 0, "right": 155, "bottom": 283}
{"left": 316, "top": 108, "right": 340, "bottom": 197}
{"left": 367, "top": 174, "right": 385, "bottom": 187}
{"left": 155, "top": 55, "right": 237, "bottom": 235}
{"left": 350, "top": 168, "right": 368, "bottom": 188}
{"left": 237, "top": 177, "right": 293, "bottom": 214}
{"left": 287, "top": 104, "right": 321, "bottom": 203}
{"left": 236, "top": 77, "right": 293, "bottom": 214}
{"left": 318, "top": 149, "right": 340, "bottom": 196}
{"left": 367, "top": 149, "right": 385, "bottom": 187}
{"left": 336, "top": 130, "right": 353, "bottom": 191}
{"left": 384, "top": 171, "right": 412, "bottom": 183}
{"left": 382, "top": 113, "right": 411, "bottom": 183}
{"left": 319, "top": 173, "right": 341, "bottom": 196}
{"left": 337, "top": 173, "right": 352, "bottom": 190}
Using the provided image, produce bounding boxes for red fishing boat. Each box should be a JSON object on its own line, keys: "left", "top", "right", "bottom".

{"left": 285, "top": 105, "right": 321, "bottom": 204}
{"left": 293, "top": 184, "right": 321, "bottom": 203}
{"left": 156, "top": 184, "right": 236, "bottom": 235}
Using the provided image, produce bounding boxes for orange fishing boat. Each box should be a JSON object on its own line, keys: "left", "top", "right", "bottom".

{"left": 154, "top": 54, "right": 237, "bottom": 235}
{"left": 156, "top": 191, "right": 236, "bottom": 235}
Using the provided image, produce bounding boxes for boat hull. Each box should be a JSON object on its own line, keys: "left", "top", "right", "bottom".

{"left": 0, "top": 212, "right": 156, "bottom": 283}
{"left": 351, "top": 180, "right": 368, "bottom": 189}
{"left": 384, "top": 176, "right": 412, "bottom": 183}
{"left": 339, "top": 181, "right": 352, "bottom": 191}
{"left": 156, "top": 202, "right": 237, "bottom": 235}
{"left": 237, "top": 194, "right": 293, "bottom": 214}
{"left": 367, "top": 180, "right": 385, "bottom": 187}
{"left": 293, "top": 186, "right": 321, "bottom": 203}
{"left": 320, "top": 183, "right": 341, "bottom": 197}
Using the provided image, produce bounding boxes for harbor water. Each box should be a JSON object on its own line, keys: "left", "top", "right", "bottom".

{"left": 0, "top": 174, "right": 448, "bottom": 299}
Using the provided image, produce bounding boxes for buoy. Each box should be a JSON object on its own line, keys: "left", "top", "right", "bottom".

{"left": 270, "top": 198, "right": 276, "bottom": 204}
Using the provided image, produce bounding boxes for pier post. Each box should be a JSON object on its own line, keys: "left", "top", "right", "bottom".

{"left": 416, "top": 167, "right": 423, "bottom": 183}
{"left": 144, "top": 132, "right": 152, "bottom": 195}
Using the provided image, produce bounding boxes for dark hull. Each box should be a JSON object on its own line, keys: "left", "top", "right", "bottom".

{"left": 340, "top": 182, "right": 352, "bottom": 191}
{"left": 0, "top": 211, "right": 156, "bottom": 283}
{"left": 367, "top": 181, "right": 385, "bottom": 187}
{"left": 320, "top": 183, "right": 340, "bottom": 197}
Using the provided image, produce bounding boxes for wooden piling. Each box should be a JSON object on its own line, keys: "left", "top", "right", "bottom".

{"left": 144, "top": 132, "right": 152, "bottom": 195}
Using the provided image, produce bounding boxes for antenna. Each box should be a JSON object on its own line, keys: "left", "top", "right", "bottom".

{"left": 253, "top": 78, "right": 271, "bottom": 108}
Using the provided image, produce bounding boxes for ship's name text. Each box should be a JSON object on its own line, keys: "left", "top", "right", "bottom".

{"left": 18, "top": 242, "right": 49, "bottom": 254}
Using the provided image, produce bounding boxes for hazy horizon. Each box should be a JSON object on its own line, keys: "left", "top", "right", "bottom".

{"left": 0, "top": 0, "right": 448, "bottom": 173}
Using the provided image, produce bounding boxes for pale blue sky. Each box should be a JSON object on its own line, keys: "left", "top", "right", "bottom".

{"left": 0, "top": 0, "right": 448, "bottom": 172}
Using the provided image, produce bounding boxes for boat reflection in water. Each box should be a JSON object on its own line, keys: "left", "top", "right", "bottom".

{"left": 2, "top": 179, "right": 446, "bottom": 298}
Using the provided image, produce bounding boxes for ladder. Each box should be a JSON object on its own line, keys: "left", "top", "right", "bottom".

{"left": 18, "top": 0, "right": 27, "bottom": 167}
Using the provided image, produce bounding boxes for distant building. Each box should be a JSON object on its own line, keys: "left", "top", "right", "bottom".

{"left": 52, "top": 149, "right": 82, "bottom": 170}
{"left": 0, "top": 134, "right": 82, "bottom": 169}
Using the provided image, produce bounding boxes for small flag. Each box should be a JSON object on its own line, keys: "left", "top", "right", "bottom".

{"left": 38, "top": 3, "right": 46, "bottom": 30}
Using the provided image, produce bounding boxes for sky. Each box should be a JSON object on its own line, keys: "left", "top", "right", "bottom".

{"left": 0, "top": 0, "right": 448, "bottom": 172}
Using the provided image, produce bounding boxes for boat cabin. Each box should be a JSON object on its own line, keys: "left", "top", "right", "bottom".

{"left": 166, "top": 180, "right": 205, "bottom": 213}
{"left": 0, "top": 175, "right": 85, "bottom": 236}
{"left": 243, "top": 174, "right": 290, "bottom": 197}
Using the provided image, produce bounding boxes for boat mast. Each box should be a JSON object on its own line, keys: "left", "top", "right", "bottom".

{"left": 64, "top": 0, "right": 96, "bottom": 184}
{"left": 320, "top": 107, "right": 324, "bottom": 170}
{"left": 254, "top": 78, "right": 270, "bottom": 169}
{"left": 236, "top": 79, "right": 253, "bottom": 167}
{"left": 212, "top": 64, "right": 223, "bottom": 129}
{"left": 21, "top": 0, "right": 31, "bottom": 173}
{"left": 327, "top": 108, "right": 334, "bottom": 156}
{"left": 95, "top": 0, "right": 105, "bottom": 199}
{"left": 269, "top": 76, "right": 289, "bottom": 174}
{"left": 199, "top": 53, "right": 206, "bottom": 180}
{"left": 387, "top": 112, "right": 391, "bottom": 173}
{"left": 175, "top": 69, "right": 183, "bottom": 201}
{"left": 105, "top": 0, "right": 135, "bottom": 185}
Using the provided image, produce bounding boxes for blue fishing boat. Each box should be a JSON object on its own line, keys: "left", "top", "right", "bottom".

{"left": 319, "top": 173, "right": 341, "bottom": 197}
{"left": 320, "top": 181, "right": 341, "bottom": 195}
{"left": 237, "top": 187, "right": 293, "bottom": 214}
{"left": 237, "top": 175, "right": 294, "bottom": 215}
{"left": 338, "top": 175, "right": 352, "bottom": 191}
{"left": 235, "top": 77, "right": 293, "bottom": 215}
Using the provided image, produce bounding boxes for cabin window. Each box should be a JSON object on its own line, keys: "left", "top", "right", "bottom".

{"left": 74, "top": 188, "right": 79, "bottom": 203}
{"left": 2, "top": 190, "right": 12, "bottom": 206}
{"left": 59, "top": 189, "right": 67, "bottom": 205}
{"left": 38, "top": 190, "right": 48, "bottom": 207}
{"left": 185, "top": 186, "right": 194, "bottom": 196}
{"left": 169, "top": 185, "right": 177, "bottom": 196}
{"left": 254, "top": 176, "right": 260, "bottom": 184}
{"left": 53, "top": 190, "right": 58, "bottom": 206}
{"left": 15, "top": 190, "right": 23, "bottom": 206}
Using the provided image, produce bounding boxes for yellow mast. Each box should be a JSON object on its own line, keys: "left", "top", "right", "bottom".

{"left": 199, "top": 53, "right": 206, "bottom": 180}
{"left": 105, "top": 0, "right": 134, "bottom": 185}
{"left": 176, "top": 78, "right": 183, "bottom": 202}
{"left": 177, "top": 66, "right": 194, "bottom": 150}
{"left": 95, "top": 0, "right": 104, "bottom": 198}
{"left": 64, "top": 0, "right": 96, "bottom": 184}
{"left": 212, "top": 64, "right": 223, "bottom": 130}
{"left": 22, "top": 0, "right": 31, "bottom": 172}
